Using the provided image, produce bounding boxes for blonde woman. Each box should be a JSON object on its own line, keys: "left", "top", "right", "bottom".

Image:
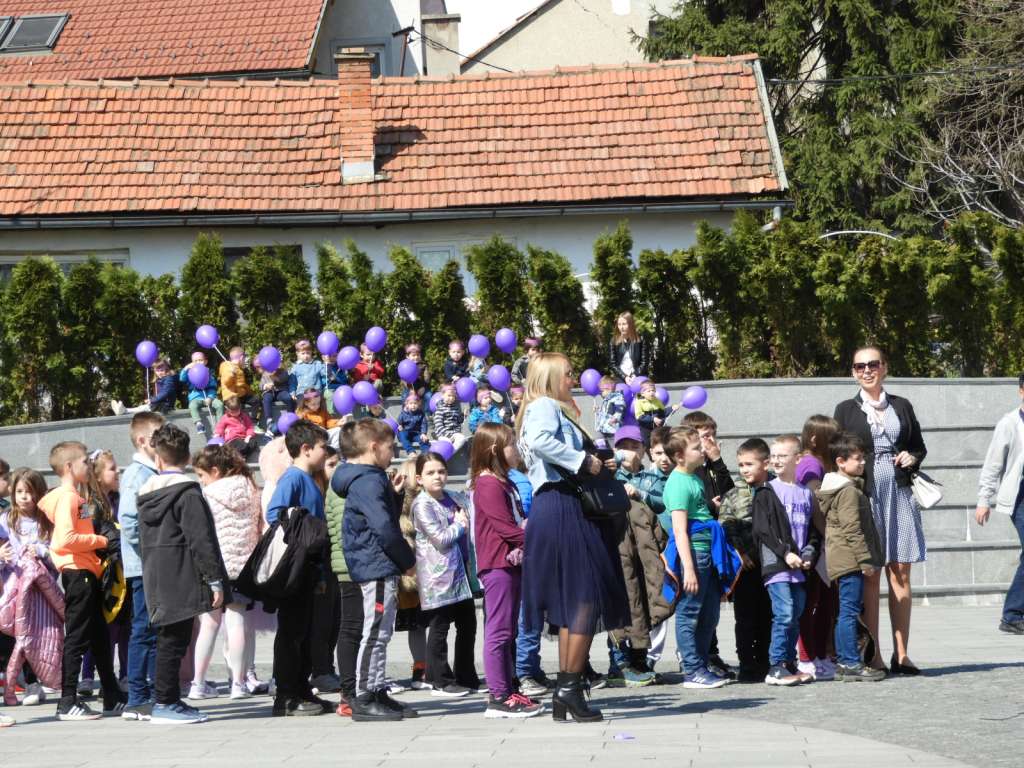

{"left": 516, "top": 353, "right": 629, "bottom": 723}
{"left": 608, "top": 312, "right": 649, "bottom": 385}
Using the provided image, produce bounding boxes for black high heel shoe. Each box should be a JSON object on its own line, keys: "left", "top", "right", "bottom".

{"left": 890, "top": 653, "right": 921, "bottom": 676}
{"left": 551, "top": 672, "right": 603, "bottom": 723}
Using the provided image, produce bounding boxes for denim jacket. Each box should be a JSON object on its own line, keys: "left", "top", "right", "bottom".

{"left": 519, "top": 396, "right": 588, "bottom": 493}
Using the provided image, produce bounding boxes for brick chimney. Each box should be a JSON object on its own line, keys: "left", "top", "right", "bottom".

{"left": 336, "top": 48, "right": 376, "bottom": 184}
{"left": 421, "top": 13, "right": 461, "bottom": 76}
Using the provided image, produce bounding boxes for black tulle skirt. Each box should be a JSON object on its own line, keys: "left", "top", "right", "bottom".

{"left": 521, "top": 484, "right": 630, "bottom": 636}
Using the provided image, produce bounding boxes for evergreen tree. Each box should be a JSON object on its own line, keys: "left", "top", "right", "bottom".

{"left": 140, "top": 273, "right": 186, "bottom": 368}
{"left": 426, "top": 259, "right": 472, "bottom": 379}
{"left": 465, "top": 235, "right": 532, "bottom": 340}
{"left": 316, "top": 241, "right": 354, "bottom": 340}
{"left": 526, "top": 245, "right": 597, "bottom": 372}
{"left": 590, "top": 221, "right": 637, "bottom": 343}
{"left": 179, "top": 232, "right": 238, "bottom": 347}
{"left": 60, "top": 259, "right": 107, "bottom": 419}
{"left": 348, "top": 242, "right": 388, "bottom": 341}
{"left": 96, "top": 264, "right": 152, "bottom": 408}
{"left": 384, "top": 246, "right": 432, "bottom": 360}
{"left": 231, "top": 246, "right": 318, "bottom": 353}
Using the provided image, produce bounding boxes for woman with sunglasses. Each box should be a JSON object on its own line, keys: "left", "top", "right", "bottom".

{"left": 834, "top": 345, "right": 927, "bottom": 674}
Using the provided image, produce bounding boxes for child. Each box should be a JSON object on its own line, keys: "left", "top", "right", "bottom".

{"left": 350, "top": 344, "right": 385, "bottom": 391}
{"left": 326, "top": 430, "right": 358, "bottom": 716}
{"left": 411, "top": 452, "right": 478, "bottom": 696}
{"left": 431, "top": 385, "right": 467, "bottom": 453}
{"left": 633, "top": 379, "right": 674, "bottom": 446}
{"left": 219, "top": 347, "right": 260, "bottom": 424}
{"left": 118, "top": 412, "right": 165, "bottom": 721}
{"left": 443, "top": 340, "right": 469, "bottom": 383}
{"left": 752, "top": 434, "right": 821, "bottom": 687}
{"left": 189, "top": 446, "right": 263, "bottom": 701}
{"left": 258, "top": 359, "right": 295, "bottom": 434}
{"left": 510, "top": 338, "right": 541, "bottom": 386}
{"left": 470, "top": 423, "right": 541, "bottom": 718}
{"left": 136, "top": 424, "right": 229, "bottom": 724}
{"left": 508, "top": 386, "right": 524, "bottom": 422}
{"left": 111, "top": 359, "right": 179, "bottom": 416}
{"left": 0, "top": 467, "right": 59, "bottom": 708}
{"left": 795, "top": 415, "right": 840, "bottom": 681}
{"left": 815, "top": 432, "right": 885, "bottom": 682}
{"left": 468, "top": 385, "right": 504, "bottom": 434}
{"left": 289, "top": 340, "right": 327, "bottom": 403}
{"left": 719, "top": 438, "right": 774, "bottom": 683}
{"left": 331, "top": 418, "right": 417, "bottom": 722}
{"left": 324, "top": 353, "right": 347, "bottom": 415}
{"left": 180, "top": 351, "right": 224, "bottom": 434}
{"left": 681, "top": 411, "right": 735, "bottom": 515}
{"left": 296, "top": 388, "right": 342, "bottom": 447}
{"left": 394, "top": 458, "right": 428, "bottom": 694}
{"left": 401, "top": 343, "right": 431, "bottom": 401}
{"left": 663, "top": 427, "right": 729, "bottom": 690}
{"left": 468, "top": 351, "right": 488, "bottom": 385}
{"left": 39, "top": 441, "right": 125, "bottom": 720}
{"left": 214, "top": 396, "right": 259, "bottom": 458}
{"left": 397, "top": 393, "right": 428, "bottom": 455}
{"left": 265, "top": 419, "right": 331, "bottom": 717}
{"left": 594, "top": 376, "right": 626, "bottom": 447}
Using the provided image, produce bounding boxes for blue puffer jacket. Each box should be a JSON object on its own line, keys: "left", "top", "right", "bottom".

{"left": 330, "top": 463, "right": 415, "bottom": 583}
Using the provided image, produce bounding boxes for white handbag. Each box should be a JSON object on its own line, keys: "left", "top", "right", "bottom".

{"left": 910, "top": 470, "right": 943, "bottom": 510}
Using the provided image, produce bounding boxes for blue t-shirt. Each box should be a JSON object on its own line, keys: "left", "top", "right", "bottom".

{"left": 766, "top": 478, "right": 812, "bottom": 585}
{"left": 267, "top": 466, "right": 324, "bottom": 525}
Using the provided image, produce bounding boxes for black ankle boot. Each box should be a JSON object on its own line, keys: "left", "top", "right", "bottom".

{"left": 552, "top": 672, "right": 602, "bottom": 723}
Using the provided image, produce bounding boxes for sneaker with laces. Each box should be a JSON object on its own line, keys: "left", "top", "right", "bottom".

{"left": 111, "top": 400, "right": 127, "bottom": 415}
{"left": 787, "top": 660, "right": 815, "bottom": 684}
{"left": 151, "top": 700, "right": 208, "bottom": 724}
{"left": 384, "top": 678, "right": 407, "bottom": 695}
{"left": 245, "top": 675, "right": 270, "bottom": 696}
{"left": 376, "top": 690, "right": 419, "bottom": 718}
{"left": 682, "top": 667, "right": 728, "bottom": 689}
{"left": 764, "top": 664, "right": 802, "bottom": 686}
{"left": 195, "top": 420, "right": 206, "bottom": 435}
{"left": 56, "top": 698, "right": 102, "bottom": 721}
{"left": 835, "top": 662, "right": 886, "bottom": 682}
{"left": 484, "top": 693, "right": 543, "bottom": 719}
{"left": 229, "top": 683, "right": 252, "bottom": 700}
{"left": 621, "top": 666, "right": 656, "bottom": 688}
{"left": 187, "top": 681, "right": 219, "bottom": 700}
{"left": 814, "top": 658, "right": 836, "bottom": 681}
{"left": 584, "top": 667, "right": 606, "bottom": 690}
{"left": 102, "top": 698, "right": 128, "bottom": 716}
{"left": 518, "top": 675, "right": 551, "bottom": 698}
{"left": 336, "top": 699, "right": 353, "bottom": 717}
{"left": 797, "top": 659, "right": 818, "bottom": 681}
{"left": 22, "top": 682, "right": 45, "bottom": 706}
{"left": 121, "top": 703, "right": 153, "bottom": 721}
{"left": 431, "top": 684, "right": 470, "bottom": 698}
{"left": 410, "top": 666, "right": 431, "bottom": 690}
{"left": 0, "top": 712, "right": 14, "bottom": 727}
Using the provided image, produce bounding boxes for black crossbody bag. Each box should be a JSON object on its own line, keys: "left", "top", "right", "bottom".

{"left": 553, "top": 414, "right": 630, "bottom": 522}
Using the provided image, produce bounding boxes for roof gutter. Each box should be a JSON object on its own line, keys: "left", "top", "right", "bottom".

{"left": 751, "top": 59, "right": 789, "bottom": 191}
{"left": 0, "top": 199, "right": 793, "bottom": 230}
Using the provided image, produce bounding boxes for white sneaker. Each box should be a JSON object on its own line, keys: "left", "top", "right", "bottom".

{"left": 187, "top": 681, "right": 219, "bottom": 700}
{"left": 22, "top": 682, "right": 44, "bottom": 706}
{"left": 796, "top": 659, "right": 817, "bottom": 681}
{"left": 385, "top": 678, "right": 407, "bottom": 695}
{"left": 814, "top": 658, "right": 836, "bottom": 681}
{"left": 111, "top": 400, "right": 127, "bottom": 415}
{"left": 229, "top": 683, "right": 252, "bottom": 700}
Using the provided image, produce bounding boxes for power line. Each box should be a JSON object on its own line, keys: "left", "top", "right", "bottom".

{"left": 768, "top": 61, "right": 1024, "bottom": 86}
{"left": 409, "top": 27, "right": 515, "bottom": 74}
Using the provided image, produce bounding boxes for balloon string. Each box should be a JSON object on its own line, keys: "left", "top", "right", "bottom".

{"left": 145, "top": 367, "right": 150, "bottom": 403}
{"left": 212, "top": 344, "right": 228, "bottom": 363}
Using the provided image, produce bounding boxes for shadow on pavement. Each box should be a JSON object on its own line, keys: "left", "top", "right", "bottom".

{"left": 918, "top": 661, "right": 1024, "bottom": 677}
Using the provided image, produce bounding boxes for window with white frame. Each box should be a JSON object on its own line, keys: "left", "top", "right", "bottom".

{"left": 411, "top": 237, "right": 517, "bottom": 293}
{"left": 0, "top": 249, "right": 129, "bottom": 282}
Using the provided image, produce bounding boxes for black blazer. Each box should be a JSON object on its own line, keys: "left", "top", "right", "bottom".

{"left": 833, "top": 392, "right": 927, "bottom": 495}
{"left": 608, "top": 338, "right": 650, "bottom": 381}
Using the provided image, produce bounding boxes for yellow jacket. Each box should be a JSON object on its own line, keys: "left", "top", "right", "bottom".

{"left": 219, "top": 360, "right": 251, "bottom": 400}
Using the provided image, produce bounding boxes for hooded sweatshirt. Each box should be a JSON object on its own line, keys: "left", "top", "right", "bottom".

{"left": 39, "top": 484, "right": 106, "bottom": 576}
{"left": 814, "top": 472, "right": 884, "bottom": 582}
{"left": 331, "top": 463, "right": 414, "bottom": 583}
{"left": 137, "top": 473, "right": 230, "bottom": 626}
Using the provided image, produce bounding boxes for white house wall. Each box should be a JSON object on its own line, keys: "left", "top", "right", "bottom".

{"left": 0, "top": 210, "right": 733, "bottom": 291}
{"left": 312, "top": 0, "right": 426, "bottom": 77}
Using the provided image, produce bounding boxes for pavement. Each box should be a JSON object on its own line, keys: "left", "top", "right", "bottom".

{"left": 2, "top": 604, "right": 1021, "bottom": 767}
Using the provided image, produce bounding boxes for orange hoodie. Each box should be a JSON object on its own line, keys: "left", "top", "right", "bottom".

{"left": 39, "top": 484, "right": 107, "bottom": 576}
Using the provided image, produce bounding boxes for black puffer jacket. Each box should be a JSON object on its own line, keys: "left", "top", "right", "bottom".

{"left": 137, "top": 474, "right": 231, "bottom": 626}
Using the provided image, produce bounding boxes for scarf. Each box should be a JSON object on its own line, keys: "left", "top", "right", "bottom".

{"left": 859, "top": 390, "right": 888, "bottom": 437}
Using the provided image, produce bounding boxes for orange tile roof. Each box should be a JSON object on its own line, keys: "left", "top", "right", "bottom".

{"left": 0, "top": 56, "right": 787, "bottom": 219}
{"left": 0, "top": 0, "right": 326, "bottom": 81}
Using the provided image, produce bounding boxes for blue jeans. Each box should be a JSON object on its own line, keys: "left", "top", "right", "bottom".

{"left": 398, "top": 429, "right": 425, "bottom": 454}
{"left": 674, "top": 550, "right": 720, "bottom": 675}
{"left": 262, "top": 389, "right": 295, "bottom": 428}
{"left": 1003, "top": 502, "right": 1024, "bottom": 622}
{"left": 515, "top": 602, "right": 542, "bottom": 679}
{"left": 834, "top": 572, "right": 864, "bottom": 666}
{"left": 126, "top": 577, "right": 157, "bottom": 706}
{"left": 767, "top": 581, "right": 807, "bottom": 665}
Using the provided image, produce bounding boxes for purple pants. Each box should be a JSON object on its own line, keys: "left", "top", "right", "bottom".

{"left": 480, "top": 567, "right": 521, "bottom": 701}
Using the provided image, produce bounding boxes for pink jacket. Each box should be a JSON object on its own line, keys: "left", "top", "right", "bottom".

{"left": 215, "top": 410, "right": 256, "bottom": 443}
{"left": 0, "top": 553, "right": 65, "bottom": 704}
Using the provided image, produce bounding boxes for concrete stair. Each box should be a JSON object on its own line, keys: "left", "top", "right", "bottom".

{"left": 3, "top": 377, "right": 1019, "bottom": 602}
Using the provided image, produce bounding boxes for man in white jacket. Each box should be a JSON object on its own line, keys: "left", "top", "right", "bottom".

{"left": 975, "top": 375, "right": 1024, "bottom": 634}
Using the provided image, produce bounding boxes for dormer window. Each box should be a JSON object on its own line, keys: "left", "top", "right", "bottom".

{"left": 0, "top": 13, "right": 70, "bottom": 53}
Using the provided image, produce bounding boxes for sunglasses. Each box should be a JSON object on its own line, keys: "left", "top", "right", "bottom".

{"left": 853, "top": 360, "right": 883, "bottom": 373}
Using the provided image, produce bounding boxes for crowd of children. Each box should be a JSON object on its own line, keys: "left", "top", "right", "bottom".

{"left": 1, "top": 336, "right": 939, "bottom": 730}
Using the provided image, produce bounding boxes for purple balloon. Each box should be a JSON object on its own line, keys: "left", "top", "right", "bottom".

{"left": 468, "top": 334, "right": 490, "bottom": 358}
{"left": 277, "top": 412, "right": 299, "bottom": 435}
{"left": 187, "top": 364, "right": 210, "bottom": 390}
{"left": 487, "top": 364, "right": 511, "bottom": 392}
{"left": 135, "top": 340, "right": 158, "bottom": 368}
{"left": 364, "top": 326, "right": 387, "bottom": 354}
{"left": 206, "top": 437, "right": 225, "bottom": 446}
{"left": 455, "top": 377, "right": 477, "bottom": 403}
{"left": 622, "top": 409, "right": 638, "bottom": 427}
{"left": 616, "top": 382, "right": 634, "bottom": 409}
{"left": 397, "top": 358, "right": 420, "bottom": 384}
{"left": 681, "top": 385, "right": 708, "bottom": 410}
{"left": 257, "top": 346, "right": 282, "bottom": 373}
{"left": 430, "top": 440, "right": 455, "bottom": 462}
{"left": 336, "top": 345, "right": 360, "bottom": 371}
{"left": 384, "top": 416, "right": 399, "bottom": 434}
{"left": 333, "top": 385, "right": 355, "bottom": 415}
{"left": 629, "top": 376, "right": 649, "bottom": 395}
{"left": 195, "top": 324, "right": 219, "bottom": 349}
{"left": 656, "top": 386, "right": 670, "bottom": 406}
{"left": 580, "top": 368, "right": 602, "bottom": 396}
{"left": 495, "top": 328, "right": 517, "bottom": 355}
{"left": 352, "top": 380, "right": 380, "bottom": 406}
{"left": 429, "top": 392, "right": 443, "bottom": 413}
{"left": 316, "top": 331, "right": 340, "bottom": 357}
